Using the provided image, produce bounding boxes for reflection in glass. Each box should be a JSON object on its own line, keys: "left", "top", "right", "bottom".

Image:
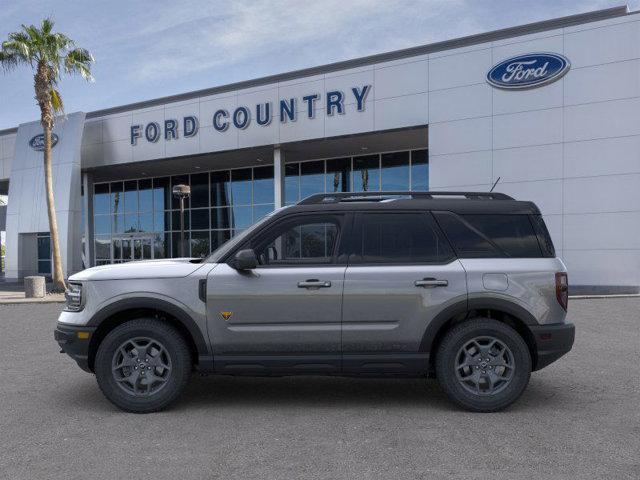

{"left": 284, "top": 163, "right": 299, "bottom": 204}
{"left": 95, "top": 236, "right": 111, "bottom": 259}
{"left": 94, "top": 183, "right": 110, "bottom": 215}
{"left": 94, "top": 215, "right": 111, "bottom": 235}
{"left": 231, "top": 205, "right": 252, "bottom": 229}
{"left": 211, "top": 230, "right": 231, "bottom": 251}
{"left": 171, "top": 210, "right": 190, "bottom": 232}
{"left": 153, "top": 177, "right": 170, "bottom": 212}
{"left": 190, "top": 173, "right": 209, "bottom": 208}
{"left": 153, "top": 211, "right": 167, "bottom": 232}
{"left": 253, "top": 166, "right": 274, "bottom": 204}
{"left": 411, "top": 149, "right": 429, "bottom": 191}
{"left": 139, "top": 213, "right": 153, "bottom": 232}
{"left": 190, "top": 231, "right": 210, "bottom": 258}
{"left": 154, "top": 233, "right": 168, "bottom": 259}
{"left": 211, "top": 207, "right": 231, "bottom": 230}
{"left": 111, "top": 182, "right": 123, "bottom": 215}
{"left": 253, "top": 204, "right": 274, "bottom": 222}
{"left": 124, "top": 213, "right": 138, "bottom": 232}
{"left": 211, "top": 171, "right": 231, "bottom": 207}
{"left": 381, "top": 152, "right": 410, "bottom": 191}
{"left": 326, "top": 158, "right": 350, "bottom": 193}
{"left": 124, "top": 180, "right": 138, "bottom": 213}
{"left": 138, "top": 179, "right": 153, "bottom": 212}
{"left": 231, "top": 169, "right": 252, "bottom": 205}
{"left": 113, "top": 214, "right": 125, "bottom": 234}
{"left": 190, "top": 208, "right": 210, "bottom": 230}
{"left": 353, "top": 155, "right": 380, "bottom": 192}
{"left": 300, "top": 160, "right": 324, "bottom": 200}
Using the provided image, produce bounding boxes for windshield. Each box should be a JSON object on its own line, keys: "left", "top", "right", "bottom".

{"left": 205, "top": 207, "right": 288, "bottom": 263}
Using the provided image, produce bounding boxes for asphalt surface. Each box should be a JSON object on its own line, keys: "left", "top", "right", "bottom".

{"left": 0, "top": 299, "right": 638, "bottom": 480}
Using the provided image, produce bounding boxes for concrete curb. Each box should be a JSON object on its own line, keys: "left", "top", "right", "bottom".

{"left": 0, "top": 294, "right": 65, "bottom": 305}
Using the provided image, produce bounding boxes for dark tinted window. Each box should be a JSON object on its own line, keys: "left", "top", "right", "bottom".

{"left": 435, "top": 212, "right": 543, "bottom": 258}
{"left": 353, "top": 213, "right": 453, "bottom": 264}
{"left": 530, "top": 214, "right": 556, "bottom": 257}
{"left": 253, "top": 216, "right": 340, "bottom": 266}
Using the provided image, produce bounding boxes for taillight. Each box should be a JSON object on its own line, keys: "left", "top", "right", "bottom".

{"left": 555, "top": 272, "right": 568, "bottom": 311}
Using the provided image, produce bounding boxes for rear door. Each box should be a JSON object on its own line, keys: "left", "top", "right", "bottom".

{"left": 341, "top": 211, "right": 467, "bottom": 374}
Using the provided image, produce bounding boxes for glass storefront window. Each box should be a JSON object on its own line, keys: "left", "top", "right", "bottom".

{"left": 284, "top": 164, "right": 299, "bottom": 205}
{"left": 94, "top": 183, "right": 110, "bottom": 215}
{"left": 326, "top": 158, "right": 350, "bottom": 193}
{"left": 92, "top": 149, "right": 427, "bottom": 265}
{"left": 411, "top": 149, "right": 429, "bottom": 191}
{"left": 253, "top": 166, "right": 274, "bottom": 204}
{"left": 171, "top": 175, "right": 190, "bottom": 209}
{"left": 190, "top": 173, "right": 209, "bottom": 208}
{"left": 353, "top": 155, "right": 380, "bottom": 192}
{"left": 231, "top": 169, "right": 252, "bottom": 206}
{"left": 211, "top": 171, "right": 231, "bottom": 207}
{"left": 300, "top": 160, "right": 325, "bottom": 200}
{"left": 138, "top": 179, "right": 153, "bottom": 213}
{"left": 381, "top": 151, "right": 410, "bottom": 191}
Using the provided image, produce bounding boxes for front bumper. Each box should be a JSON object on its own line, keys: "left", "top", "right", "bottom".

{"left": 54, "top": 323, "right": 97, "bottom": 373}
{"left": 530, "top": 322, "right": 575, "bottom": 371}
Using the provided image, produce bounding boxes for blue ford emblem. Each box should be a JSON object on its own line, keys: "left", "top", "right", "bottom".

{"left": 29, "top": 133, "right": 59, "bottom": 151}
{"left": 487, "top": 53, "right": 570, "bottom": 90}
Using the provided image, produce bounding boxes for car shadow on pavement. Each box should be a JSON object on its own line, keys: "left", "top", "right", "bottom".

{"left": 61, "top": 372, "right": 570, "bottom": 414}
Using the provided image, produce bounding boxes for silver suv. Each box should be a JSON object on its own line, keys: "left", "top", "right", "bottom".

{"left": 55, "top": 191, "right": 574, "bottom": 413}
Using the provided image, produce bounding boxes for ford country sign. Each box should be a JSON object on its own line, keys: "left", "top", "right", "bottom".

{"left": 487, "top": 53, "right": 570, "bottom": 90}
{"left": 29, "top": 133, "right": 59, "bottom": 151}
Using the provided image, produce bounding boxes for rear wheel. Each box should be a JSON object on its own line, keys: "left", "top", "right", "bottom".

{"left": 95, "top": 319, "right": 191, "bottom": 413}
{"left": 436, "top": 318, "right": 531, "bottom": 412}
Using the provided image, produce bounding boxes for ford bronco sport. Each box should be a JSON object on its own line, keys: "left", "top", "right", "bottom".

{"left": 55, "top": 191, "right": 574, "bottom": 413}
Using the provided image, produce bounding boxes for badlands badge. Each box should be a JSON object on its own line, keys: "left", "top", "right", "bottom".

{"left": 219, "top": 311, "right": 233, "bottom": 321}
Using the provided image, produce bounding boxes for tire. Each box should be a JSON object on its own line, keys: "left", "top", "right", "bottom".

{"left": 95, "top": 318, "right": 192, "bottom": 413}
{"left": 435, "top": 318, "right": 531, "bottom": 412}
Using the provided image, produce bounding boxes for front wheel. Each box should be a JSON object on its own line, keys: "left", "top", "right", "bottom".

{"left": 95, "top": 319, "right": 191, "bottom": 413}
{"left": 436, "top": 318, "right": 531, "bottom": 412}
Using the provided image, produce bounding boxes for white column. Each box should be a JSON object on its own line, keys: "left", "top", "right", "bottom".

{"left": 274, "top": 147, "right": 286, "bottom": 208}
{"left": 82, "top": 172, "right": 94, "bottom": 269}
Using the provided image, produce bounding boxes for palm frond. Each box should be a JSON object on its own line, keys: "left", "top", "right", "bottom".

{"left": 64, "top": 47, "right": 94, "bottom": 81}
{"left": 50, "top": 87, "right": 64, "bottom": 113}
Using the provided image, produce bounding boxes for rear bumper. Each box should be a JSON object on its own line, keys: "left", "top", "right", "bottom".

{"left": 54, "top": 323, "right": 97, "bottom": 373}
{"left": 530, "top": 322, "right": 575, "bottom": 371}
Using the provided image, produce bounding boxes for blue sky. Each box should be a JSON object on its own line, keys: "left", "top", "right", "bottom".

{"left": 0, "top": 0, "right": 637, "bottom": 129}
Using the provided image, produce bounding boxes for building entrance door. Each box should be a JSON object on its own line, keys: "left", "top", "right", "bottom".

{"left": 112, "top": 235, "right": 154, "bottom": 262}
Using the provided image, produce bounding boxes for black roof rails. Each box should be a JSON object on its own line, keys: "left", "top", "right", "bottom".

{"left": 298, "top": 191, "right": 514, "bottom": 205}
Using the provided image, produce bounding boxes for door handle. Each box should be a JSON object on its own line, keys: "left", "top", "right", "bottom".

{"left": 297, "top": 279, "right": 332, "bottom": 289}
{"left": 415, "top": 278, "right": 448, "bottom": 288}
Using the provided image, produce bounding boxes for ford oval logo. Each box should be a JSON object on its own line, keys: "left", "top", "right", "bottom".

{"left": 29, "top": 133, "right": 59, "bottom": 151}
{"left": 487, "top": 53, "right": 570, "bottom": 90}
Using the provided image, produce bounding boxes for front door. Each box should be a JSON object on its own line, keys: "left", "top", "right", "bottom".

{"left": 206, "top": 213, "right": 348, "bottom": 374}
{"left": 341, "top": 211, "right": 468, "bottom": 374}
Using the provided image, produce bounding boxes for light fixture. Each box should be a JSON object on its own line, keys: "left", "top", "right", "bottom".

{"left": 360, "top": 146, "right": 368, "bottom": 151}
{"left": 194, "top": 166, "right": 201, "bottom": 169}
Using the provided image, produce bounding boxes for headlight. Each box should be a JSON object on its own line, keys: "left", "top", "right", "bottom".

{"left": 64, "top": 282, "right": 84, "bottom": 312}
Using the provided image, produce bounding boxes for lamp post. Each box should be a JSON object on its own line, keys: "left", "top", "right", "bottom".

{"left": 172, "top": 184, "right": 191, "bottom": 257}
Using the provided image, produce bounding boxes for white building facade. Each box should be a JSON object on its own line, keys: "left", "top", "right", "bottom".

{"left": 0, "top": 5, "right": 639, "bottom": 294}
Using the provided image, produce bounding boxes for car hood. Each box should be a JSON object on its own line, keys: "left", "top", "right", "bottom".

{"left": 69, "top": 259, "right": 207, "bottom": 281}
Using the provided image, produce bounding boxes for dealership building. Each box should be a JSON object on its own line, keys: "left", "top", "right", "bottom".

{"left": 0, "top": 5, "right": 639, "bottom": 293}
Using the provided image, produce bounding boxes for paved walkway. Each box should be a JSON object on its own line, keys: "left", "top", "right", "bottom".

{"left": 0, "top": 285, "right": 65, "bottom": 304}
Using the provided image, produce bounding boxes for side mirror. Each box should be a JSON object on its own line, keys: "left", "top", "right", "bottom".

{"left": 231, "top": 249, "right": 257, "bottom": 270}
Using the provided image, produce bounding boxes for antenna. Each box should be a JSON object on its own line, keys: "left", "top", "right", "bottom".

{"left": 489, "top": 176, "right": 501, "bottom": 193}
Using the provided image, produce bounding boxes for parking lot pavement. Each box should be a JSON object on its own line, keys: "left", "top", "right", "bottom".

{"left": 0, "top": 299, "right": 638, "bottom": 480}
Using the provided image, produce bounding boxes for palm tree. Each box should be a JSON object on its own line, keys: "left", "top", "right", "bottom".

{"left": 0, "top": 18, "right": 93, "bottom": 292}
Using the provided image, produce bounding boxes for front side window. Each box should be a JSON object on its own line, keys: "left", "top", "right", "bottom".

{"left": 252, "top": 216, "right": 340, "bottom": 266}
{"left": 352, "top": 213, "right": 453, "bottom": 264}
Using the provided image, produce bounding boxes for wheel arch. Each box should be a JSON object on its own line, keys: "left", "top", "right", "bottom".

{"left": 421, "top": 297, "right": 539, "bottom": 372}
{"left": 86, "top": 297, "right": 212, "bottom": 372}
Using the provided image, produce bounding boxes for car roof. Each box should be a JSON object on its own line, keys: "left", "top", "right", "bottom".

{"left": 277, "top": 192, "right": 541, "bottom": 216}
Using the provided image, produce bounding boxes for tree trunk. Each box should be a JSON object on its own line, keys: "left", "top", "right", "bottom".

{"left": 35, "top": 65, "right": 66, "bottom": 293}
{"left": 43, "top": 123, "right": 66, "bottom": 293}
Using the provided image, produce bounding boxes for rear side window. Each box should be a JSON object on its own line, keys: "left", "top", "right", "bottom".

{"left": 352, "top": 213, "right": 454, "bottom": 264}
{"left": 530, "top": 214, "right": 556, "bottom": 257}
{"left": 434, "top": 212, "right": 543, "bottom": 258}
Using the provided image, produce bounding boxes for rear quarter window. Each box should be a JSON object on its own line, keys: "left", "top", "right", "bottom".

{"left": 434, "top": 212, "right": 544, "bottom": 258}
